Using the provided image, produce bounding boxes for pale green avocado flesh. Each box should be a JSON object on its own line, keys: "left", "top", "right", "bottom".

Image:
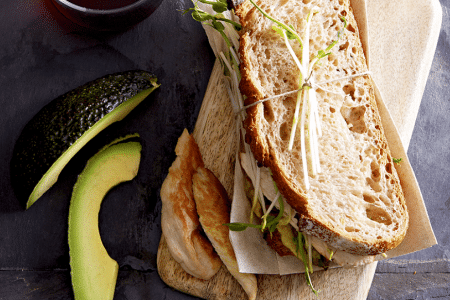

{"left": 277, "top": 224, "right": 298, "bottom": 256}
{"left": 68, "top": 139, "right": 142, "bottom": 300}
{"left": 9, "top": 71, "right": 158, "bottom": 209}
{"left": 26, "top": 84, "right": 156, "bottom": 209}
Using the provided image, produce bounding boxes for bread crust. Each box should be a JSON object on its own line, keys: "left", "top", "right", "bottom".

{"left": 236, "top": 0, "right": 408, "bottom": 255}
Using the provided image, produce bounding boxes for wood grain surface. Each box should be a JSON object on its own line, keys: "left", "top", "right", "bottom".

{"left": 157, "top": 235, "right": 378, "bottom": 300}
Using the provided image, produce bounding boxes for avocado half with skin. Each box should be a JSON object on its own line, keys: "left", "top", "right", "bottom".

{"left": 69, "top": 138, "right": 142, "bottom": 300}
{"left": 10, "top": 71, "right": 158, "bottom": 209}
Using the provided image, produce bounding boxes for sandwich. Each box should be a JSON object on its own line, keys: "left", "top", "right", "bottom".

{"left": 160, "top": 0, "right": 409, "bottom": 298}
{"left": 233, "top": 0, "right": 408, "bottom": 260}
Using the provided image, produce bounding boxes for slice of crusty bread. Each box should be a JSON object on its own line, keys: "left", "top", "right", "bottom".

{"left": 236, "top": 0, "right": 408, "bottom": 255}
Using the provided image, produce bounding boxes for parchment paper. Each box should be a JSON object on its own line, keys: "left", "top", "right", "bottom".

{"left": 197, "top": 0, "right": 438, "bottom": 275}
{"left": 367, "top": 0, "right": 442, "bottom": 150}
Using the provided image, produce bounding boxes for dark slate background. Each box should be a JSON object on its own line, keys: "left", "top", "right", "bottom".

{"left": 0, "top": 0, "right": 448, "bottom": 299}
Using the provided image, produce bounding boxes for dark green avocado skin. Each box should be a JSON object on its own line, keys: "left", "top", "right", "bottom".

{"left": 10, "top": 70, "right": 157, "bottom": 207}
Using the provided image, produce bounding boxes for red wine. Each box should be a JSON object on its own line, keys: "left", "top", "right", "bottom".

{"left": 68, "top": 0, "right": 138, "bottom": 9}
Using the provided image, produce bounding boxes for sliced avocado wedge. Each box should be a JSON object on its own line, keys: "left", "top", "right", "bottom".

{"left": 276, "top": 224, "right": 298, "bottom": 256}
{"left": 68, "top": 139, "right": 142, "bottom": 300}
{"left": 10, "top": 71, "right": 159, "bottom": 209}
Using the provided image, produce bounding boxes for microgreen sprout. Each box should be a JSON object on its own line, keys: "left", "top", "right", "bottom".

{"left": 249, "top": 0, "right": 303, "bottom": 48}
{"left": 294, "top": 232, "right": 320, "bottom": 296}
{"left": 225, "top": 194, "right": 284, "bottom": 233}
{"left": 327, "top": 248, "right": 334, "bottom": 260}
{"left": 184, "top": 0, "right": 245, "bottom": 124}
{"left": 262, "top": 192, "right": 284, "bottom": 233}
{"left": 249, "top": 1, "right": 350, "bottom": 191}
{"left": 306, "top": 234, "right": 313, "bottom": 274}
{"left": 184, "top": 1, "right": 241, "bottom": 30}
{"left": 393, "top": 157, "right": 402, "bottom": 164}
{"left": 195, "top": 0, "right": 229, "bottom": 13}
{"left": 249, "top": 166, "right": 261, "bottom": 223}
{"left": 310, "top": 15, "right": 347, "bottom": 69}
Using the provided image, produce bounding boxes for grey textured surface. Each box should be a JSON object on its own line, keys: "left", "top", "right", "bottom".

{"left": 0, "top": 0, "right": 448, "bottom": 299}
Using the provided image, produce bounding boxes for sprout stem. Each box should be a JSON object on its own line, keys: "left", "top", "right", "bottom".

{"left": 283, "top": 31, "right": 307, "bottom": 78}
{"left": 288, "top": 88, "right": 304, "bottom": 151}
{"left": 249, "top": 0, "right": 303, "bottom": 47}
{"left": 300, "top": 88, "right": 310, "bottom": 190}
{"left": 263, "top": 191, "right": 281, "bottom": 218}
{"left": 250, "top": 166, "right": 262, "bottom": 223}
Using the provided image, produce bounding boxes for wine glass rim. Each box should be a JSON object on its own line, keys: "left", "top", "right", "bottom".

{"left": 55, "top": 0, "right": 145, "bottom": 14}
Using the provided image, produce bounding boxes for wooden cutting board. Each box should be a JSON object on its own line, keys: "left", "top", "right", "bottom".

{"left": 157, "top": 235, "right": 377, "bottom": 300}
{"left": 157, "top": 60, "right": 378, "bottom": 300}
